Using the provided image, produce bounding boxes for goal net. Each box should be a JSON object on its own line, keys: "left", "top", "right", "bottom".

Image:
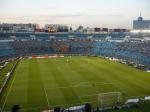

{"left": 98, "top": 92, "right": 122, "bottom": 107}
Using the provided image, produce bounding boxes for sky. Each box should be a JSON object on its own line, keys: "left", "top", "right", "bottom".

{"left": 0, "top": 0, "right": 150, "bottom": 29}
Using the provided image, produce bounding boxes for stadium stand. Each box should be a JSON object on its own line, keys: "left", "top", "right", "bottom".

{"left": 0, "top": 37, "right": 150, "bottom": 69}
{"left": 0, "top": 33, "right": 150, "bottom": 112}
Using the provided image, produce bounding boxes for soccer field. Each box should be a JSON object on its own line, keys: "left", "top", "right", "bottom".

{"left": 0, "top": 56, "right": 150, "bottom": 112}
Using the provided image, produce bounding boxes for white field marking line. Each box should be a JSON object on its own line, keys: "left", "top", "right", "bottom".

{"left": 4, "top": 94, "right": 149, "bottom": 112}
{"left": 73, "top": 82, "right": 117, "bottom": 87}
{"left": 71, "top": 81, "right": 117, "bottom": 86}
{"left": 79, "top": 92, "right": 121, "bottom": 98}
{"left": 79, "top": 91, "right": 122, "bottom": 98}
{"left": 1, "top": 71, "right": 17, "bottom": 112}
{"left": 46, "top": 82, "right": 117, "bottom": 90}
{"left": 79, "top": 93, "right": 150, "bottom": 100}
{"left": 51, "top": 103, "right": 81, "bottom": 107}
{"left": 3, "top": 93, "right": 149, "bottom": 112}
{"left": 44, "top": 87, "right": 50, "bottom": 108}
{"left": 99, "top": 91, "right": 121, "bottom": 95}
{"left": 78, "top": 93, "right": 98, "bottom": 98}
{"left": 78, "top": 81, "right": 89, "bottom": 84}
{"left": 72, "top": 82, "right": 89, "bottom": 86}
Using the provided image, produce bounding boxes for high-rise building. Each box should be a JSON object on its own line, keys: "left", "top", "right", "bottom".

{"left": 133, "top": 15, "right": 150, "bottom": 30}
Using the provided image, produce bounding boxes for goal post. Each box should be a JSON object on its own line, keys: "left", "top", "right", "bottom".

{"left": 98, "top": 92, "right": 122, "bottom": 107}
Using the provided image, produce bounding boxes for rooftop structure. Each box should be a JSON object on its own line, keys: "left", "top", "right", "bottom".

{"left": 133, "top": 14, "right": 150, "bottom": 30}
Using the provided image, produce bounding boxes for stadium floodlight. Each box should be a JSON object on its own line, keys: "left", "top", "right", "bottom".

{"left": 98, "top": 92, "right": 122, "bottom": 108}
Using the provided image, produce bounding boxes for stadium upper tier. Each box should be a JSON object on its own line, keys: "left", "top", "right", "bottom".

{"left": 0, "top": 32, "right": 125, "bottom": 40}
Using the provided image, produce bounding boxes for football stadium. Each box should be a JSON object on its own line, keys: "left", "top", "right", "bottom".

{"left": 0, "top": 32, "right": 150, "bottom": 112}
{"left": 1, "top": 0, "right": 150, "bottom": 111}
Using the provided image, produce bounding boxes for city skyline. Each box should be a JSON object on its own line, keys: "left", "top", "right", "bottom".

{"left": 0, "top": 0, "right": 150, "bottom": 29}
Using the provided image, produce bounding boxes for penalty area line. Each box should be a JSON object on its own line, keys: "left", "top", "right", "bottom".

{"left": 46, "top": 82, "right": 117, "bottom": 90}
{"left": 78, "top": 93, "right": 98, "bottom": 98}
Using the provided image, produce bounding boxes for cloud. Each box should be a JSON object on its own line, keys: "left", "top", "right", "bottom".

{"left": 0, "top": 12, "right": 96, "bottom": 22}
{"left": 104, "top": 14, "right": 123, "bottom": 17}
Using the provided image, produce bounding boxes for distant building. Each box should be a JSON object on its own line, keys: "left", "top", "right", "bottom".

{"left": 112, "top": 29, "right": 129, "bottom": 34}
{"left": 133, "top": 15, "right": 150, "bottom": 30}
{"left": 35, "top": 28, "right": 44, "bottom": 32}
{"left": 94, "top": 28, "right": 101, "bottom": 32}
{"left": 102, "top": 28, "right": 108, "bottom": 32}
{"left": 86, "top": 27, "right": 95, "bottom": 33}
{"left": 44, "top": 24, "right": 68, "bottom": 33}
{"left": 76, "top": 26, "right": 84, "bottom": 33}
{"left": 0, "top": 23, "right": 38, "bottom": 32}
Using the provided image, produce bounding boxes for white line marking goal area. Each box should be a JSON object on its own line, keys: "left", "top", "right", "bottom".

{"left": 77, "top": 92, "right": 123, "bottom": 108}
{"left": 98, "top": 92, "right": 123, "bottom": 107}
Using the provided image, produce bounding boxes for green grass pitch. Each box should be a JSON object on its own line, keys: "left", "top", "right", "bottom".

{"left": 0, "top": 56, "right": 150, "bottom": 112}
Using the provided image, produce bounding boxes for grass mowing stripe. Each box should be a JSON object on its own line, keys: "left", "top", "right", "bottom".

{"left": 84, "top": 57, "right": 150, "bottom": 96}
{"left": 47, "top": 59, "right": 81, "bottom": 104}
{"left": 1, "top": 56, "right": 150, "bottom": 111}
{"left": 89, "top": 57, "right": 150, "bottom": 84}
{"left": 38, "top": 59, "right": 66, "bottom": 107}
{"left": 39, "top": 59, "right": 66, "bottom": 107}
{"left": 46, "top": 82, "right": 118, "bottom": 90}
{"left": 27, "top": 59, "right": 47, "bottom": 110}
{"left": 68, "top": 57, "right": 110, "bottom": 94}
{"left": 44, "top": 88, "right": 50, "bottom": 108}
{"left": 71, "top": 57, "right": 149, "bottom": 97}
{"left": 55, "top": 58, "right": 88, "bottom": 85}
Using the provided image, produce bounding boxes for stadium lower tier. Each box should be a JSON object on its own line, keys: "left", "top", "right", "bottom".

{"left": 0, "top": 40, "right": 150, "bottom": 67}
